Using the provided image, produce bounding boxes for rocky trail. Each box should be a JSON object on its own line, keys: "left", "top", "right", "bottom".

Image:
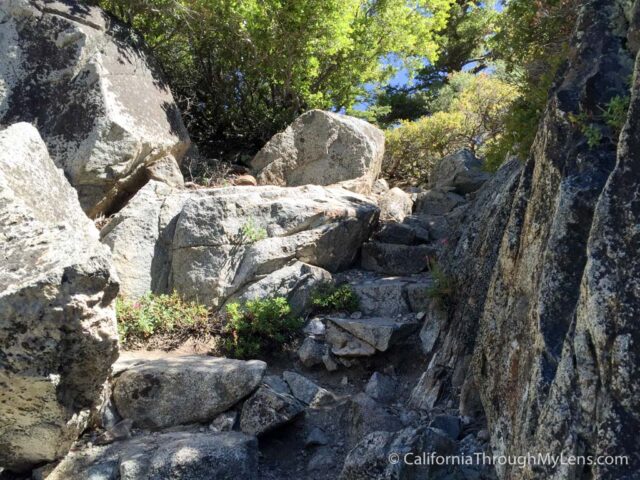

{"left": 29, "top": 165, "right": 495, "bottom": 479}
{"left": 2, "top": 1, "right": 640, "bottom": 479}
{"left": 47, "top": 157, "right": 495, "bottom": 480}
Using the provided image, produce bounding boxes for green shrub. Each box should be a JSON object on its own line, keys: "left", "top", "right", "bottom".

{"left": 426, "top": 259, "right": 455, "bottom": 309}
{"left": 116, "top": 292, "right": 211, "bottom": 345}
{"left": 222, "top": 297, "right": 303, "bottom": 359}
{"left": 310, "top": 283, "right": 359, "bottom": 313}
{"left": 385, "top": 111, "right": 467, "bottom": 185}
{"left": 384, "top": 72, "right": 519, "bottom": 184}
{"left": 567, "top": 97, "right": 632, "bottom": 150}
{"left": 603, "top": 95, "right": 630, "bottom": 136}
{"left": 488, "top": 0, "right": 579, "bottom": 164}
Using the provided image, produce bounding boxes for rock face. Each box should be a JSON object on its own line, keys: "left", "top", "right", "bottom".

{"left": 0, "top": 0, "right": 190, "bottom": 215}
{"left": 43, "top": 432, "right": 259, "bottom": 480}
{"left": 0, "top": 123, "right": 119, "bottom": 472}
{"left": 340, "top": 427, "right": 456, "bottom": 480}
{"left": 410, "top": 2, "right": 640, "bottom": 479}
{"left": 408, "top": 159, "right": 522, "bottom": 412}
{"left": 103, "top": 184, "right": 379, "bottom": 308}
{"left": 251, "top": 110, "right": 385, "bottom": 194}
{"left": 112, "top": 356, "right": 266, "bottom": 429}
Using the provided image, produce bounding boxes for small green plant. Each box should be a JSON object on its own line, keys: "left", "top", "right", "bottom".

{"left": 583, "top": 124, "right": 603, "bottom": 149}
{"left": 240, "top": 218, "right": 267, "bottom": 243}
{"left": 116, "top": 292, "right": 211, "bottom": 345}
{"left": 569, "top": 111, "right": 602, "bottom": 149}
{"left": 310, "top": 283, "right": 359, "bottom": 313}
{"left": 222, "top": 297, "right": 303, "bottom": 359}
{"left": 603, "top": 95, "right": 630, "bottom": 135}
{"left": 426, "top": 258, "right": 455, "bottom": 309}
{"left": 569, "top": 96, "right": 631, "bottom": 150}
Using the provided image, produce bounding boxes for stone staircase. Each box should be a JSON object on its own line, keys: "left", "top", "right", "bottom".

{"left": 284, "top": 189, "right": 497, "bottom": 479}
{"left": 299, "top": 198, "right": 450, "bottom": 367}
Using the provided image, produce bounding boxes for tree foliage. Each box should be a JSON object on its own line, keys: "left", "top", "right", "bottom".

{"left": 98, "top": 0, "right": 454, "bottom": 160}
{"left": 372, "top": 0, "right": 498, "bottom": 126}
{"left": 384, "top": 72, "right": 518, "bottom": 183}
{"left": 374, "top": 0, "right": 579, "bottom": 172}
{"left": 488, "top": 0, "right": 579, "bottom": 161}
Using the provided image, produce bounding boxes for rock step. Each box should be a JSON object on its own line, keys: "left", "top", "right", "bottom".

{"left": 111, "top": 355, "right": 266, "bottom": 430}
{"left": 41, "top": 432, "right": 258, "bottom": 480}
{"left": 372, "top": 221, "right": 430, "bottom": 245}
{"left": 361, "top": 241, "right": 436, "bottom": 275}
{"left": 324, "top": 314, "right": 421, "bottom": 358}
{"left": 403, "top": 214, "right": 453, "bottom": 241}
{"left": 337, "top": 270, "right": 434, "bottom": 317}
{"left": 414, "top": 189, "right": 467, "bottom": 216}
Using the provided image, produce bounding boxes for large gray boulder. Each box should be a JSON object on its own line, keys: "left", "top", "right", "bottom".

{"left": 0, "top": 123, "right": 119, "bottom": 472}
{"left": 282, "top": 371, "right": 336, "bottom": 406}
{"left": 227, "top": 260, "right": 332, "bottom": 316}
{"left": 251, "top": 110, "right": 385, "bottom": 194}
{"left": 414, "top": 189, "right": 466, "bottom": 215}
{"left": 102, "top": 184, "right": 379, "bottom": 308}
{"left": 361, "top": 242, "right": 433, "bottom": 275}
{"left": 240, "top": 385, "right": 305, "bottom": 436}
{"left": 429, "top": 149, "right": 490, "bottom": 194}
{"left": 327, "top": 316, "right": 420, "bottom": 353}
{"left": 344, "top": 273, "right": 434, "bottom": 317}
{"left": 43, "top": 432, "right": 258, "bottom": 480}
{"left": 0, "top": 0, "right": 190, "bottom": 216}
{"left": 171, "top": 186, "right": 378, "bottom": 305}
{"left": 100, "top": 180, "right": 190, "bottom": 299}
{"left": 378, "top": 187, "right": 413, "bottom": 222}
{"left": 104, "top": 188, "right": 333, "bottom": 307}
{"left": 112, "top": 356, "right": 266, "bottom": 429}
{"left": 364, "top": 372, "right": 397, "bottom": 404}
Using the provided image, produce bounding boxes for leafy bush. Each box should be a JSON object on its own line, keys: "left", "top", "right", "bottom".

{"left": 116, "top": 292, "right": 211, "bottom": 345}
{"left": 310, "top": 283, "right": 359, "bottom": 313}
{"left": 603, "top": 95, "right": 630, "bottom": 136}
{"left": 97, "top": 0, "right": 452, "bottom": 163}
{"left": 222, "top": 297, "right": 303, "bottom": 359}
{"left": 384, "top": 72, "right": 518, "bottom": 184}
{"left": 567, "top": 94, "right": 631, "bottom": 150}
{"left": 426, "top": 259, "right": 455, "bottom": 309}
{"left": 488, "top": 0, "right": 579, "bottom": 163}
